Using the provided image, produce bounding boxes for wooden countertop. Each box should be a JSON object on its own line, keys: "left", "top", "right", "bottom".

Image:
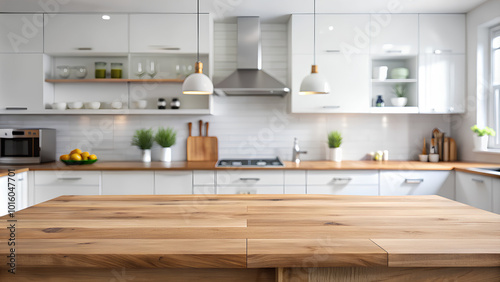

{"left": 0, "top": 168, "right": 29, "bottom": 177}
{"left": 2, "top": 160, "right": 500, "bottom": 172}
{"left": 1, "top": 194, "right": 499, "bottom": 270}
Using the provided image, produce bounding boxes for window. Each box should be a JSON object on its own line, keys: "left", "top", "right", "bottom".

{"left": 489, "top": 25, "right": 500, "bottom": 148}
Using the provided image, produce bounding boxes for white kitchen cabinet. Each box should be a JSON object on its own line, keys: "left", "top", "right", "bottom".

{"left": 419, "top": 54, "right": 466, "bottom": 113}
{"left": 291, "top": 54, "right": 370, "bottom": 113}
{"left": 194, "top": 185, "right": 216, "bottom": 195}
{"left": 15, "top": 171, "right": 29, "bottom": 211}
{"left": 216, "top": 170, "right": 284, "bottom": 194}
{"left": 44, "top": 14, "right": 128, "bottom": 54}
{"left": 0, "top": 14, "right": 44, "bottom": 53}
{"left": 0, "top": 54, "right": 44, "bottom": 112}
{"left": 284, "top": 171, "right": 306, "bottom": 194}
{"left": 419, "top": 14, "right": 466, "bottom": 54}
{"left": 306, "top": 170, "right": 379, "bottom": 196}
{"left": 130, "top": 14, "right": 211, "bottom": 54}
{"left": 217, "top": 186, "right": 284, "bottom": 195}
{"left": 155, "top": 171, "right": 192, "bottom": 195}
{"left": 0, "top": 171, "right": 28, "bottom": 216}
{"left": 193, "top": 170, "right": 215, "bottom": 194}
{"left": 101, "top": 171, "right": 154, "bottom": 195}
{"left": 0, "top": 175, "right": 7, "bottom": 216}
{"left": 456, "top": 172, "right": 493, "bottom": 212}
{"left": 380, "top": 170, "right": 455, "bottom": 199}
{"left": 493, "top": 178, "right": 500, "bottom": 214}
{"left": 370, "top": 14, "right": 418, "bottom": 55}
{"left": 33, "top": 171, "right": 101, "bottom": 205}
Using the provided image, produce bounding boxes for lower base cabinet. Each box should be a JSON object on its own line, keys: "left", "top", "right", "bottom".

{"left": 306, "top": 170, "right": 379, "bottom": 196}
{"left": 456, "top": 171, "right": 493, "bottom": 212}
{"left": 102, "top": 171, "right": 154, "bottom": 195}
{"left": 155, "top": 171, "right": 192, "bottom": 194}
{"left": 380, "top": 171, "right": 455, "bottom": 200}
{"left": 494, "top": 178, "right": 500, "bottom": 214}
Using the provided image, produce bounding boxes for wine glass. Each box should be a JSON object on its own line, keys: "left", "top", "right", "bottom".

{"left": 146, "top": 60, "right": 158, "bottom": 79}
{"left": 135, "top": 62, "right": 145, "bottom": 79}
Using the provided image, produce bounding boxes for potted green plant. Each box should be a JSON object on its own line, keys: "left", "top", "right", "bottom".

{"left": 471, "top": 125, "right": 496, "bottom": 151}
{"left": 131, "top": 128, "right": 154, "bottom": 162}
{"left": 328, "top": 131, "right": 342, "bottom": 162}
{"left": 155, "top": 127, "right": 177, "bottom": 162}
{"left": 391, "top": 84, "right": 407, "bottom": 107}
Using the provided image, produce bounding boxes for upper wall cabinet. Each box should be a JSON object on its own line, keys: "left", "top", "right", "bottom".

{"left": 419, "top": 14, "right": 466, "bottom": 54}
{"left": 130, "top": 14, "right": 211, "bottom": 54}
{"left": 370, "top": 14, "right": 418, "bottom": 55}
{"left": 0, "top": 14, "right": 44, "bottom": 53}
{"left": 44, "top": 14, "right": 129, "bottom": 54}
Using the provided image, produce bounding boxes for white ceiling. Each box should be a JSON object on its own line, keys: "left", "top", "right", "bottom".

{"left": 0, "top": 0, "right": 488, "bottom": 23}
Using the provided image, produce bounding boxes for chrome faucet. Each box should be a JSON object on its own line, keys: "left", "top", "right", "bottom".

{"left": 292, "top": 138, "right": 307, "bottom": 164}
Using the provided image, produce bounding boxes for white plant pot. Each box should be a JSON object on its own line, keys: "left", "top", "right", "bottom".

{"left": 473, "top": 135, "right": 488, "bottom": 151}
{"left": 160, "top": 147, "right": 172, "bottom": 162}
{"left": 329, "top": 148, "right": 342, "bottom": 162}
{"left": 391, "top": 97, "right": 407, "bottom": 107}
{"left": 142, "top": 149, "right": 151, "bottom": 163}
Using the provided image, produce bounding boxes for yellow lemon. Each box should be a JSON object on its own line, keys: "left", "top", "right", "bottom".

{"left": 89, "top": 154, "right": 97, "bottom": 160}
{"left": 81, "top": 152, "right": 90, "bottom": 160}
{"left": 59, "top": 154, "right": 70, "bottom": 161}
{"left": 70, "top": 153, "right": 82, "bottom": 161}
{"left": 70, "top": 148, "right": 82, "bottom": 155}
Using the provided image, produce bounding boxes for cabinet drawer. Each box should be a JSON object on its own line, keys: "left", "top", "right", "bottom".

{"left": 155, "top": 171, "right": 192, "bottom": 195}
{"left": 380, "top": 171, "right": 455, "bottom": 199}
{"left": 102, "top": 171, "right": 154, "bottom": 195}
{"left": 456, "top": 172, "right": 493, "bottom": 212}
{"left": 307, "top": 170, "right": 378, "bottom": 185}
{"left": 217, "top": 170, "right": 284, "bottom": 186}
{"left": 217, "top": 186, "right": 284, "bottom": 195}
{"left": 307, "top": 185, "right": 379, "bottom": 196}
{"left": 194, "top": 170, "right": 215, "bottom": 185}
{"left": 35, "top": 171, "right": 100, "bottom": 186}
{"left": 285, "top": 171, "right": 306, "bottom": 185}
{"left": 194, "top": 185, "right": 215, "bottom": 195}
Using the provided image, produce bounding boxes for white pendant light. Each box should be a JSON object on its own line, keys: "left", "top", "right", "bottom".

{"left": 299, "top": 0, "right": 330, "bottom": 95}
{"left": 183, "top": 0, "right": 213, "bottom": 95}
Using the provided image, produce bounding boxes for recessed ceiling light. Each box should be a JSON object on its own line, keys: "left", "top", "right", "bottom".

{"left": 102, "top": 15, "right": 111, "bottom": 20}
{"left": 328, "top": 26, "right": 334, "bottom": 31}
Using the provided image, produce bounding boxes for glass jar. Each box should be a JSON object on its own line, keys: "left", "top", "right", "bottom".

{"left": 95, "top": 62, "right": 107, "bottom": 79}
{"left": 110, "top": 63, "right": 123, "bottom": 79}
{"left": 170, "top": 98, "right": 180, "bottom": 109}
{"left": 73, "top": 66, "right": 87, "bottom": 79}
{"left": 157, "top": 98, "right": 167, "bottom": 109}
{"left": 57, "top": 65, "right": 70, "bottom": 79}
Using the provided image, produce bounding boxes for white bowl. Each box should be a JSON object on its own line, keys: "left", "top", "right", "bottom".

{"left": 111, "top": 101, "right": 122, "bottom": 109}
{"left": 134, "top": 100, "right": 147, "bottom": 109}
{"left": 68, "top": 101, "right": 83, "bottom": 109}
{"left": 85, "top": 102, "right": 101, "bottom": 110}
{"left": 419, "top": 154, "right": 428, "bottom": 162}
{"left": 52, "top": 102, "right": 67, "bottom": 110}
{"left": 429, "top": 154, "right": 439, "bottom": 163}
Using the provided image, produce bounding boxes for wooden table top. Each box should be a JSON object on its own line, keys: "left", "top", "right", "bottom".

{"left": 1, "top": 194, "right": 499, "bottom": 269}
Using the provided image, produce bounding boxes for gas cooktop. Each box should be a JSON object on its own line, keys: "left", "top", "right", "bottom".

{"left": 216, "top": 157, "right": 284, "bottom": 167}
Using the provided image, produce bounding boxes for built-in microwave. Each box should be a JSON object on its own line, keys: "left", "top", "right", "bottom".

{"left": 0, "top": 129, "right": 56, "bottom": 164}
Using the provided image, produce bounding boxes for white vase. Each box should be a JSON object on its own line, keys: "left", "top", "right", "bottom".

{"left": 473, "top": 135, "right": 488, "bottom": 151}
{"left": 142, "top": 149, "right": 151, "bottom": 163}
{"left": 329, "top": 148, "right": 342, "bottom": 162}
{"left": 391, "top": 97, "right": 407, "bottom": 107}
{"left": 160, "top": 147, "right": 172, "bottom": 162}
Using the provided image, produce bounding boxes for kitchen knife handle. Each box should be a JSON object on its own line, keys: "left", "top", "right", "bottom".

{"left": 471, "top": 178, "right": 484, "bottom": 183}
{"left": 188, "top": 122, "right": 192, "bottom": 137}
{"left": 239, "top": 178, "right": 260, "bottom": 181}
{"left": 199, "top": 120, "right": 203, "bottom": 136}
{"left": 405, "top": 178, "right": 424, "bottom": 184}
{"left": 205, "top": 122, "right": 209, "bottom": 136}
{"left": 57, "top": 177, "right": 83, "bottom": 181}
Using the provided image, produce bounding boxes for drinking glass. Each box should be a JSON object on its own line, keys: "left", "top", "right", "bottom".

{"left": 184, "top": 65, "right": 193, "bottom": 77}
{"left": 146, "top": 61, "right": 158, "bottom": 79}
{"left": 135, "top": 62, "right": 145, "bottom": 79}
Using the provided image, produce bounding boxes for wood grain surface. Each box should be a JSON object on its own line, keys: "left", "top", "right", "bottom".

{"left": 0, "top": 194, "right": 499, "bottom": 272}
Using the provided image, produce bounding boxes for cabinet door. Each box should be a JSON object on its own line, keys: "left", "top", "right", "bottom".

{"left": 217, "top": 170, "right": 284, "bottom": 186}
{"left": 419, "top": 54, "right": 465, "bottom": 113}
{"left": 34, "top": 171, "right": 101, "bottom": 204}
{"left": 44, "top": 14, "right": 128, "bottom": 54}
{"left": 0, "top": 176, "right": 7, "bottom": 216}
{"left": 493, "top": 178, "right": 500, "bottom": 214}
{"left": 307, "top": 185, "right": 379, "bottom": 196}
{"left": 0, "top": 14, "right": 44, "bottom": 53}
{"left": 284, "top": 171, "right": 306, "bottom": 194}
{"left": 16, "top": 172, "right": 29, "bottom": 211}
{"left": 155, "top": 171, "right": 192, "bottom": 195}
{"left": 217, "top": 186, "right": 284, "bottom": 195}
{"left": 455, "top": 172, "right": 493, "bottom": 212}
{"left": 0, "top": 54, "right": 43, "bottom": 111}
{"left": 370, "top": 14, "right": 418, "bottom": 55}
{"left": 307, "top": 170, "right": 379, "bottom": 196}
{"left": 380, "top": 170, "right": 454, "bottom": 199}
{"left": 130, "top": 14, "right": 211, "bottom": 54}
{"left": 101, "top": 171, "right": 154, "bottom": 195}
{"left": 291, "top": 54, "right": 370, "bottom": 113}
{"left": 419, "top": 14, "right": 465, "bottom": 54}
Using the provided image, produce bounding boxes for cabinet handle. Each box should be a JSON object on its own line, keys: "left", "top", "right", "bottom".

{"left": 150, "top": 45, "right": 181, "bottom": 51}
{"left": 76, "top": 47, "right": 93, "bottom": 51}
{"left": 434, "top": 49, "right": 452, "bottom": 54}
{"left": 386, "top": 50, "right": 402, "bottom": 53}
{"left": 333, "top": 177, "right": 352, "bottom": 181}
{"left": 239, "top": 178, "right": 260, "bottom": 181}
{"left": 405, "top": 178, "right": 424, "bottom": 184}
{"left": 6, "top": 107, "right": 28, "bottom": 110}
{"left": 323, "top": 106, "right": 340, "bottom": 109}
{"left": 57, "top": 177, "right": 83, "bottom": 181}
{"left": 471, "top": 178, "right": 484, "bottom": 183}
{"left": 325, "top": 50, "right": 340, "bottom": 53}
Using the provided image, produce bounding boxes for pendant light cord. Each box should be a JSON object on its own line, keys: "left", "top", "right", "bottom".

{"left": 197, "top": 0, "right": 200, "bottom": 62}
{"left": 313, "top": 0, "right": 316, "bottom": 65}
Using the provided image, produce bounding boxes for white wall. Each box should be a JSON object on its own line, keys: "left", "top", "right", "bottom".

{"left": 453, "top": 0, "right": 500, "bottom": 162}
{"left": 0, "top": 23, "right": 452, "bottom": 162}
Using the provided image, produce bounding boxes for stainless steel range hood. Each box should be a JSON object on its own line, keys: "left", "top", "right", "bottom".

{"left": 214, "top": 17, "right": 289, "bottom": 97}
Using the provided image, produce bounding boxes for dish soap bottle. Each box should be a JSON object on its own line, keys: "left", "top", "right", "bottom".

{"left": 375, "top": 95, "right": 385, "bottom": 107}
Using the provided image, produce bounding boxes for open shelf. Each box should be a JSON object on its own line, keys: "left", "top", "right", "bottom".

{"left": 45, "top": 79, "right": 184, "bottom": 83}
{"left": 370, "top": 107, "right": 419, "bottom": 114}
{"left": 6, "top": 109, "right": 212, "bottom": 115}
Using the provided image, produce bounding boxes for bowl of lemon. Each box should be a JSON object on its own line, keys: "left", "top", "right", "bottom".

{"left": 60, "top": 149, "right": 98, "bottom": 165}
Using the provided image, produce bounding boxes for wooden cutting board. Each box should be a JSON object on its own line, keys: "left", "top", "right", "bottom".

{"left": 187, "top": 120, "right": 218, "bottom": 161}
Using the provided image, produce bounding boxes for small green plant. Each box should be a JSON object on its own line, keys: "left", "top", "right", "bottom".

{"left": 131, "top": 128, "right": 154, "bottom": 150}
{"left": 328, "top": 131, "right": 342, "bottom": 148}
{"left": 471, "top": 125, "right": 496, "bottom": 137}
{"left": 393, "top": 84, "right": 406, "bottom": 97}
{"left": 155, "top": 127, "right": 177, "bottom": 148}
